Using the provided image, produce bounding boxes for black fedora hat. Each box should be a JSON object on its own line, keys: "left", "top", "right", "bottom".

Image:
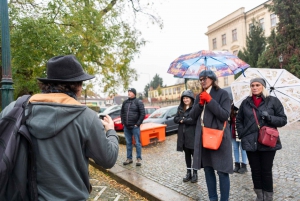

{"left": 37, "top": 55, "right": 95, "bottom": 82}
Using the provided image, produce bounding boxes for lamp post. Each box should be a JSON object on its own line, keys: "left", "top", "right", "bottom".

{"left": 1, "top": 0, "right": 14, "bottom": 109}
{"left": 278, "top": 54, "right": 283, "bottom": 69}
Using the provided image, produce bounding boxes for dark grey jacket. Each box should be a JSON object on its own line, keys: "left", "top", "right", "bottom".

{"left": 121, "top": 98, "right": 145, "bottom": 128}
{"left": 0, "top": 93, "right": 119, "bottom": 201}
{"left": 236, "top": 95, "right": 287, "bottom": 152}
{"left": 190, "top": 87, "right": 233, "bottom": 174}
{"left": 174, "top": 105, "right": 196, "bottom": 151}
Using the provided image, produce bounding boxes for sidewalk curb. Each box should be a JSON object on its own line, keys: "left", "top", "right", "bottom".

{"left": 89, "top": 160, "right": 191, "bottom": 201}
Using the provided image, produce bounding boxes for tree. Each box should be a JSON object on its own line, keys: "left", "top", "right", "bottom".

{"left": 6, "top": 0, "right": 162, "bottom": 98}
{"left": 143, "top": 73, "right": 163, "bottom": 97}
{"left": 258, "top": 0, "right": 300, "bottom": 77}
{"left": 238, "top": 19, "right": 266, "bottom": 67}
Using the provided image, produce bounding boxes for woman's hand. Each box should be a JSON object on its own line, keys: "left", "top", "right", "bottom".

{"left": 101, "top": 115, "right": 115, "bottom": 131}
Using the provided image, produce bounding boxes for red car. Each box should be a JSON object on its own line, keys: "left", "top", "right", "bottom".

{"left": 113, "top": 106, "right": 160, "bottom": 131}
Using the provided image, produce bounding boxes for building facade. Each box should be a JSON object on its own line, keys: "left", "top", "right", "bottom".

{"left": 205, "top": 0, "right": 276, "bottom": 84}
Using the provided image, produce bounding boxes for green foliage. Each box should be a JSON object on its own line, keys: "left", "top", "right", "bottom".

{"left": 238, "top": 19, "right": 266, "bottom": 67}
{"left": 6, "top": 0, "right": 162, "bottom": 98}
{"left": 143, "top": 73, "right": 163, "bottom": 97}
{"left": 258, "top": 0, "right": 300, "bottom": 77}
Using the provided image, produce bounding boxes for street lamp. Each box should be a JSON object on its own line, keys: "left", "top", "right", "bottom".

{"left": 1, "top": 0, "right": 14, "bottom": 109}
{"left": 278, "top": 54, "right": 283, "bottom": 69}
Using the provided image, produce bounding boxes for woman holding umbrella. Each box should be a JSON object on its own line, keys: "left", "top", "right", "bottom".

{"left": 190, "top": 70, "right": 232, "bottom": 201}
{"left": 236, "top": 78, "right": 287, "bottom": 201}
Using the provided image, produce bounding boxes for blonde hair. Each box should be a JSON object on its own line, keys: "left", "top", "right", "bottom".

{"left": 249, "top": 86, "right": 269, "bottom": 97}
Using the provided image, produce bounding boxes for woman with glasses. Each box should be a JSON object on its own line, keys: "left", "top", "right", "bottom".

{"left": 190, "top": 70, "right": 232, "bottom": 201}
{"left": 236, "top": 78, "right": 287, "bottom": 201}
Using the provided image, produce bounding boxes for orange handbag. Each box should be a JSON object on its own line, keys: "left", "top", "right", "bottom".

{"left": 202, "top": 122, "right": 226, "bottom": 150}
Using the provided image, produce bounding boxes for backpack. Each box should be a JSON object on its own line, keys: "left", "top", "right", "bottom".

{"left": 0, "top": 95, "right": 38, "bottom": 201}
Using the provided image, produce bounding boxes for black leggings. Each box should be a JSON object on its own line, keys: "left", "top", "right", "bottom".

{"left": 247, "top": 150, "right": 276, "bottom": 192}
{"left": 183, "top": 147, "right": 194, "bottom": 169}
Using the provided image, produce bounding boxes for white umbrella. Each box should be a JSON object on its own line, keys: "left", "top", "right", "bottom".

{"left": 231, "top": 68, "right": 300, "bottom": 125}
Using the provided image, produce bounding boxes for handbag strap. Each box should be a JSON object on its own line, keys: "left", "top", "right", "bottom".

{"left": 252, "top": 108, "right": 260, "bottom": 129}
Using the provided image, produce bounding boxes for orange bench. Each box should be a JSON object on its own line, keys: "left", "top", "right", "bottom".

{"left": 133, "top": 123, "right": 167, "bottom": 146}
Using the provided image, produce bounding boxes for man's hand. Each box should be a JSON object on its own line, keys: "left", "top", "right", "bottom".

{"left": 101, "top": 115, "right": 115, "bottom": 131}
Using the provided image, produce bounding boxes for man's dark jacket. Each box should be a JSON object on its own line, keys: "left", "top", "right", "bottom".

{"left": 121, "top": 98, "right": 145, "bottom": 128}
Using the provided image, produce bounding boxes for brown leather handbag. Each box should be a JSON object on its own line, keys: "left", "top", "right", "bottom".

{"left": 252, "top": 108, "right": 279, "bottom": 148}
{"left": 202, "top": 122, "right": 226, "bottom": 150}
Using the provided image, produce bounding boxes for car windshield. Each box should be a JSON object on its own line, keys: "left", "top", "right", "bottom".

{"left": 102, "top": 105, "right": 121, "bottom": 115}
{"left": 148, "top": 107, "right": 169, "bottom": 118}
{"left": 145, "top": 108, "right": 157, "bottom": 114}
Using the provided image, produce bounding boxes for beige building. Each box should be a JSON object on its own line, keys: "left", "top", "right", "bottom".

{"left": 205, "top": 0, "right": 276, "bottom": 83}
{"left": 149, "top": 2, "right": 277, "bottom": 103}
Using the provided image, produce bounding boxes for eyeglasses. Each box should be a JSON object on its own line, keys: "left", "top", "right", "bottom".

{"left": 250, "top": 84, "right": 262, "bottom": 88}
{"left": 199, "top": 77, "right": 207, "bottom": 82}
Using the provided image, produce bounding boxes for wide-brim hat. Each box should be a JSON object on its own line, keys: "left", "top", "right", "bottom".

{"left": 37, "top": 55, "right": 95, "bottom": 82}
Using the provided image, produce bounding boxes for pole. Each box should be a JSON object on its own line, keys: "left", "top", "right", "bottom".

{"left": 1, "top": 0, "right": 14, "bottom": 109}
{"left": 141, "top": 72, "right": 151, "bottom": 105}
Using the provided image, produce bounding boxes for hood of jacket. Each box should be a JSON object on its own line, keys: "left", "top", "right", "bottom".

{"left": 180, "top": 90, "right": 194, "bottom": 107}
{"left": 26, "top": 93, "right": 87, "bottom": 139}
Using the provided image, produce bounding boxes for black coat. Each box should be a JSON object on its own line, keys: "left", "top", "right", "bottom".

{"left": 189, "top": 87, "right": 233, "bottom": 173}
{"left": 174, "top": 105, "right": 196, "bottom": 151}
{"left": 236, "top": 96, "right": 287, "bottom": 152}
{"left": 121, "top": 98, "right": 145, "bottom": 128}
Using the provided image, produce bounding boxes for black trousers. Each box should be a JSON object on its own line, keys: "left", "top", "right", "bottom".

{"left": 183, "top": 147, "right": 194, "bottom": 169}
{"left": 247, "top": 150, "right": 276, "bottom": 192}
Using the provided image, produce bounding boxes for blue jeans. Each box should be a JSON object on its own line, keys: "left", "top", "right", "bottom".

{"left": 231, "top": 139, "right": 248, "bottom": 164}
{"left": 204, "top": 166, "right": 230, "bottom": 201}
{"left": 124, "top": 126, "right": 142, "bottom": 160}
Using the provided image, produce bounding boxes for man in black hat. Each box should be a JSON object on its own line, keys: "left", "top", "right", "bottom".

{"left": 121, "top": 88, "right": 145, "bottom": 166}
{"left": 0, "top": 55, "right": 119, "bottom": 200}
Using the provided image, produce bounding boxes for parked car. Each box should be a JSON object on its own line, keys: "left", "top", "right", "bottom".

{"left": 144, "top": 106, "right": 160, "bottom": 119}
{"left": 99, "top": 107, "right": 107, "bottom": 113}
{"left": 108, "top": 105, "right": 160, "bottom": 131}
{"left": 142, "top": 105, "right": 178, "bottom": 133}
{"left": 98, "top": 105, "right": 122, "bottom": 120}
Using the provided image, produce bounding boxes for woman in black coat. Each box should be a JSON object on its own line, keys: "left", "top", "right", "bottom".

{"left": 174, "top": 90, "right": 197, "bottom": 183}
{"left": 189, "top": 70, "right": 232, "bottom": 201}
{"left": 236, "top": 78, "right": 287, "bottom": 201}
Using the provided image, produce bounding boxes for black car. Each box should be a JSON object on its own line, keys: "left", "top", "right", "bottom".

{"left": 142, "top": 105, "right": 178, "bottom": 133}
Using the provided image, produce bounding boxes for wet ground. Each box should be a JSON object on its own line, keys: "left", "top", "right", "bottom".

{"left": 90, "top": 121, "right": 300, "bottom": 201}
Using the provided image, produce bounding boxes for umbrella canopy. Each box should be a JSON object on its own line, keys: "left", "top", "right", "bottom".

{"left": 167, "top": 50, "right": 250, "bottom": 79}
{"left": 231, "top": 68, "right": 300, "bottom": 125}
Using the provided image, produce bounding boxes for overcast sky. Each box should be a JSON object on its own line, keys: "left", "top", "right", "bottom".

{"left": 119, "top": 0, "right": 267, "bottom": 95}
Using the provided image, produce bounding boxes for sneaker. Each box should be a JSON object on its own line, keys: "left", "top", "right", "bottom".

{"left": 123, "top": 159, "right": 133, "bottom": 165}
{"left": 136, "top": 158, "right": 142, "bottom": 166}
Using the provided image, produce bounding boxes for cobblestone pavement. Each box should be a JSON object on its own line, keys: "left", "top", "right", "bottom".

{"left": 115, "top": 122, "right": 300, "bottom": 201}
{"left": 88, "top": 165, "right": 148, "bottom": 201}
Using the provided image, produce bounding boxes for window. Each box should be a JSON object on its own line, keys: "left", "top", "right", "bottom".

{"left": 249, "top": 23, "right": 254, "bottom": 34}
{"left": 212, "top": 38, "right": 217, "bottom": 49}
{"left": 224, "top": 76, "right": 228, "bottom": 86}
{"left": 222, "top": 34, "right": 226, "bottom": 46}
{"left": 259, "top": 18, "right": 265, "bottom": 30}
{"left": 233, "top": 50, "right": 238, "bottom": 56}
{"left": 173, "top": 87, "right": 176, "bottom": 94}
{"left": 169, "top": 88, "right": 172, "bottom": 95}
{"left": 270, "top": 14, "right": 277, "bottom": 27}
{"left": 232, "top": 29, "right": 237, "bottom": 41}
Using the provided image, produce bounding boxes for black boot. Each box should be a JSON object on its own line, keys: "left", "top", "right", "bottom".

{"left": 233, "top": 162, "right": 240, "bottom": 173}
{"left": 238, "top": 163, "right": 248, "bottom": 174}
{"left": 183, "top": 169, "right": 192, "bottom": 182}
{"left": 191, "top": 169, "right": 198, "bottom": 183}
